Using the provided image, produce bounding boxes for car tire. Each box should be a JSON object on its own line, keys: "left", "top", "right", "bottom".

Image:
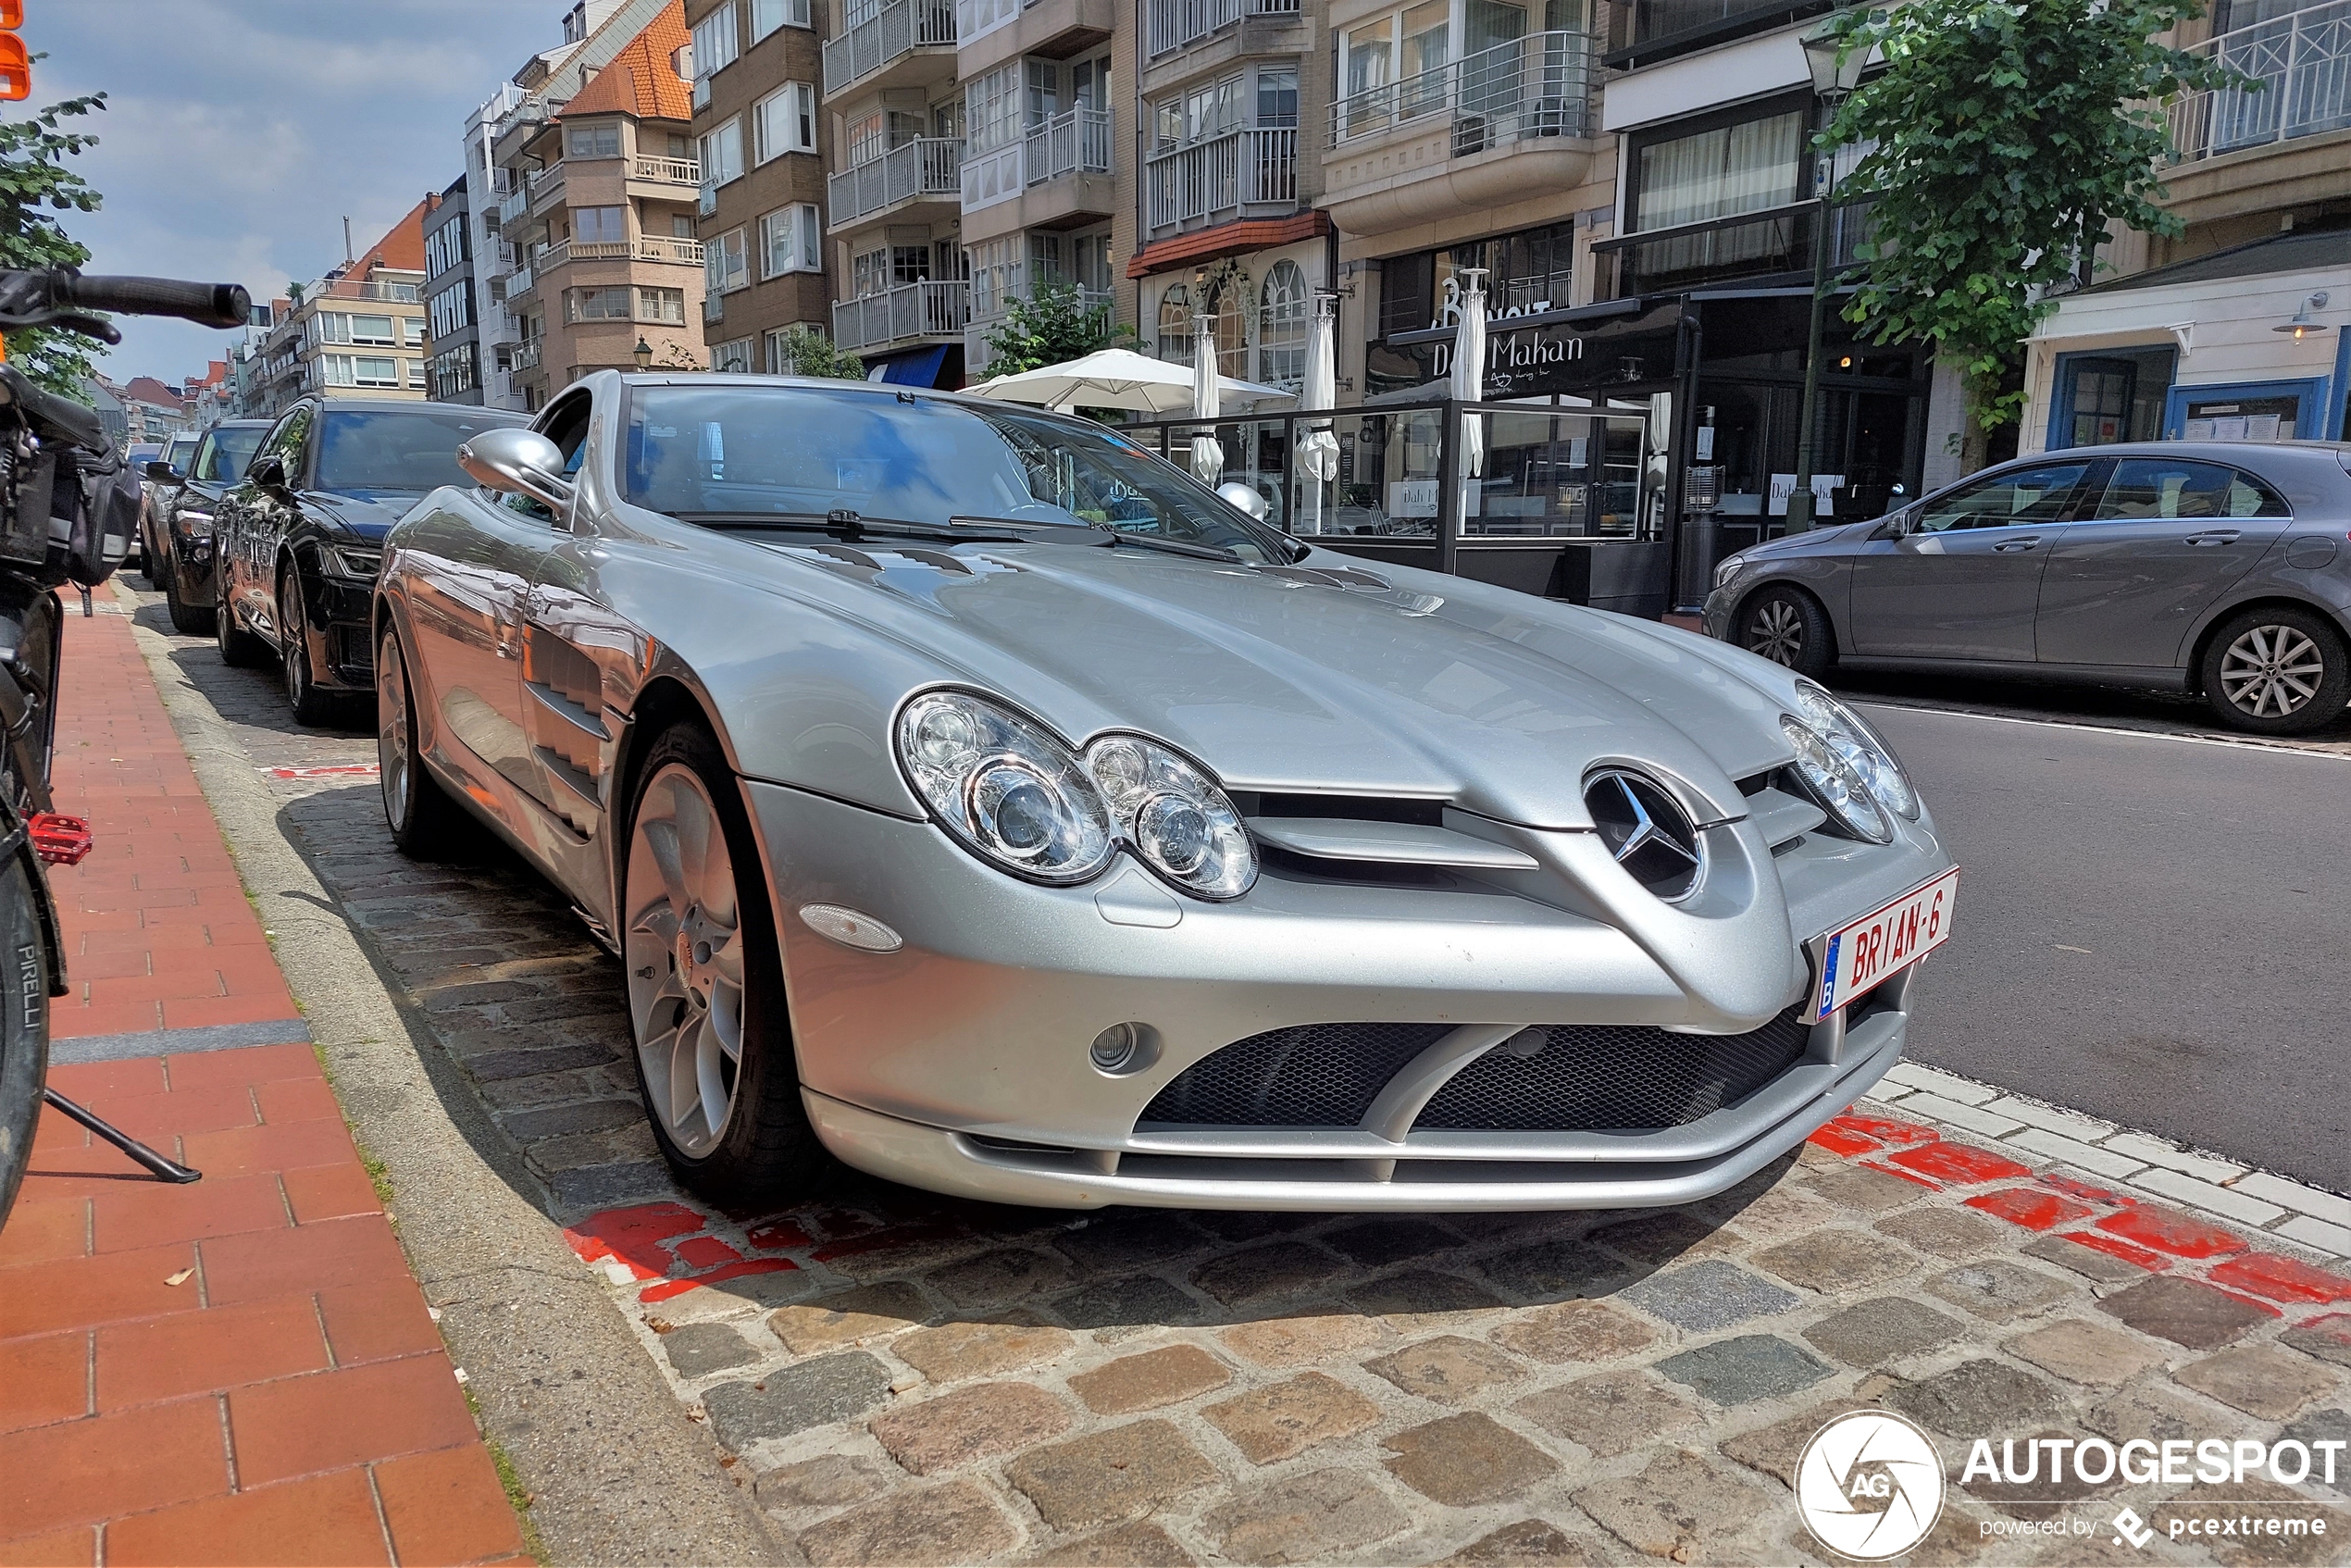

{"left": 216, "top": 575, "right": 267, "bottom": 668}
{"left": 376, "top": 622, "right": 470, "bottom": 858}
{"left": 1736, "top": 585, "right": 1835, "bottom": 678}
{"left": 279, "top": 568, "right": 339, "bottom": 728}
{"left": 2198, "top": 605, "right": 2349, "bottom": 735}
{"left": 160, "top": 550, "right": 213, "bottom": 636}
{"left": 622, "top": 722, "right": 829, "bottom": 1209}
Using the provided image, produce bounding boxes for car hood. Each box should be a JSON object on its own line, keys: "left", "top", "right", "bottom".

{"left": 302, "top": 490, "right": 429, "bottom": 541}
{"left": 741, "top": 538, "right": 1805, "bottom": 830}
{"left": 1734, "top": 517, "right": 1880, "bottom": 561}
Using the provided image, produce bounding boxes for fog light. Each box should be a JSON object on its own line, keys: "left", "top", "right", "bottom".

{"left": 1089, "top": 1022, "right": 1147, "bottom": 1073}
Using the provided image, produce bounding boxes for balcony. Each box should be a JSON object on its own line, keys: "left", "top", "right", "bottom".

{"left": 307, "top": 276, "right": 424, "bottom": 305}
{"left": 962, "top": 108, "right": 1114, "bottom": 240}
{"left": 1323, "top": 31, "right": 1598, "bottom": 237}
{"left": 958, "top": 0, "right": 1118, "bottom": 75}
{"left": 832, "top": 279, "right": 970, "bottom": 353}
{"left": 511, "top": 339, "right": 544, "bottom": 372}
{"left": 505, "top": 262, "right": 536, "bottom": 300}
{"left": 1146, "top": 127, "right": 1298, "bottom": 237}
{"left": 822, "top": 0, "right": 957, "bottom": 101}
{"left": 535, "top": 236, "right": 709, "bottom": 274}
{"left": 2167, "top": 0, "right": 2351, "bottom": 171}
{"left": 1589, "top": 199, "right": 1872, "bottom": 298}
{"left": 1603, "top": 0, "right": 1836, "bottom": 68}
{"left": 526, "top": 160, "right": 567, "bottom": 215}
{"left": 632, "top": 156, "right": 702, "bottom": 187}
{"left": 829, "top": 138, "right": 964, "bottom": 229}
{"left": 1145, "top": 0, "right": 1298, "bottom": 60}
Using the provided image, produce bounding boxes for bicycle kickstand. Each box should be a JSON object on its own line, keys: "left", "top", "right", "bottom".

{"left": 42, "top": 1088, "right": 203, "bottom": 1183}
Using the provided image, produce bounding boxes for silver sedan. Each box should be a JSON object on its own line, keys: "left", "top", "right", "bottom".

{"left": 373, "top": 372, "right": 1956, "bottom": 1212}
{"left": 1704, "top": 442, "right": 2351, "bottom": 734}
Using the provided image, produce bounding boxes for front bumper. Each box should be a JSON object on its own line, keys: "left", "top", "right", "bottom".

{"left": 305, "top": 567, "right": 379, "bottom": 691}
{"left": 744, "top": 778, "right": 1949, "bottom": 1213}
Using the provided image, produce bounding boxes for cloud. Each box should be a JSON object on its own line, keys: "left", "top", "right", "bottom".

{"left": 15, "top": 0, "right": 560, "bottom": 384}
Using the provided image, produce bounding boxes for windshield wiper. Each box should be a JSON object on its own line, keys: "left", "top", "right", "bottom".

{"left": 672, "top": 510, "right": 1029, "bottom": 544}
{"left": 1096, "top": 529, "right": 1243, "bottom": 563}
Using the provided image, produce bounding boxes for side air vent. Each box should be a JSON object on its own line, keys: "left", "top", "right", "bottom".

{"left": 1584, "top": 769, "right": 1703, "bottom": 902}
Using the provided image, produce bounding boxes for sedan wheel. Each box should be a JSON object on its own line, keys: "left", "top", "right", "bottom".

{"left": 1738, "top": 586, "right": 1834, "bottom": 679}
{"left": 377, "top": 623, "right": 466, "bottom": 856}
{"left": 280, "top": 571, "right": 338, "bottom": 727}
{"left": 2201, "top": 606, "right": 2348, "bottom": 735}
{"left": 619, "top": 726, "right": 827, "bottom": 1204}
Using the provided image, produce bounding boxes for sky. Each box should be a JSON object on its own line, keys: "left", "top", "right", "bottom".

{"left": 19, "top": 0, "right": 566, "bottom": 386}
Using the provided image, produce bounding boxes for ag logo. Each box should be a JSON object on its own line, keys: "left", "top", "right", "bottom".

{"left": 1796, "top": 1411, "right": 1946, "bottom": 1560}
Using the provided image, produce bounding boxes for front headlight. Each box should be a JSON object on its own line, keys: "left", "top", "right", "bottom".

{"left": 1780, "top": 716, "right": 1890, "bottom": 843}
{"left": 320, "top": 541, "right": 383, "bottom": 578}
{"left": 1792, "top": 680, "right": 1919, "bottom": 821}
{"left": 896, "top": 691, "right": 1114, "bottom": 885}
{"left": 1083, "top": 735, "right": 1255, "bottom": 900}
{"left": 175, "top": 508, "right": 214, "bottom": 538}
{"left": 1712, "top": 554, "right": 1748, "bottom": 591}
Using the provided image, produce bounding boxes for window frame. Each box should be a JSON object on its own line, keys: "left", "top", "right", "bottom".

{"left": 690, "top": 3, "right": 740, "bottom": 106}
{"left": 2086, "top": 457, "right": 2293, "bottom": 523}
{"left": 759, "top": 204, "right": 823, "bottom": 278}
{"left": 750, "top": 0, "right": 811, "bottom": 40}
{"left": 699, "top": 116, "right": 746, "bottom": 187}
{"left": 1623, "top": 89, "right": 1814, "bottom": 238}
{"left": 754, "top": 81, "right": 819, "bottom": 162}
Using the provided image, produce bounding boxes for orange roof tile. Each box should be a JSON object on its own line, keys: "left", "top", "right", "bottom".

{"left": 561, "top": 1, "right": 692, "bottom": 123}
{"left": 351, "top": 196, "right": 430, "bottom": 276}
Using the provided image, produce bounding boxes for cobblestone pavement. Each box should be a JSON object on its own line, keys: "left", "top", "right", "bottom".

{"left": 124, "top": 583, "right": 2351, "bottom": 1566}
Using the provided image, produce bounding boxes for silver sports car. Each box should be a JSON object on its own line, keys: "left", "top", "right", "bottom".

{"left": 374, "top": 371, "right": 1957, "bottom": 1212}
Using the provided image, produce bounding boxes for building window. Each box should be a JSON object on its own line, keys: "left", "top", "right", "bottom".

{"left": 965, "top": 62, "right": 1022, "bottom": 154}
{"left": 322, "top": 354, "right": 403, "bottom": 389}
{"left": 760, "top": 205, "right": 822, "bottom": 276}
{"left": 691, "top": 3, "right": 739, "bottom": 106}
{"left": 1156, "top": 284, "right": 1191, "bottom": 367}
{"left": 569, "top": 286, "right": 633, "bottom": 321}
{"left": 712, "top": 336, "right": 753, "bottom": 372}
{"left": 402, "top": 317, "right": 423, "bottom": 347}
{"left": 406, "top": 358, "right": 427, "bottom": 388}
{"left": 1258, "top": 259, "right": 1307, "bottom": 392}
{"left": 565, "top": 122, "right": 621, "bottom": 160}
{"left": 755, "top": 82, "right": 818, "bottom": 161}
{"left": 429, "top": 283, "right": 472, "bottom": 339}
{"left": 751, "top": 0, "right": 811, "bottom": 39}
{"left": 706, "top": 228, "right": 750, "bottom": 293}
{"left": 639, "top": 286, "right": 687, "bottom": 324}
{"left": 311, "top": 312, "right": 398, "bottom": 348}
{"left": 429, "top": 343, "right": 479, "bottom": 398}
{"left": 1633, "top": 107, "right": 1805, "bottom": 232}
{"left": 699, "top": 117, "right": 745, "bottom": 190}
{"left": 571, "top": 205, "right": 626, "bottom": 246}
{"left": 853, "top": 244, "right": 930, "bottom": 297}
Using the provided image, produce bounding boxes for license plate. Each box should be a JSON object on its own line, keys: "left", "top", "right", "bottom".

{"left": 1810, "top": 867, "right": 1959, "bottom": 1022}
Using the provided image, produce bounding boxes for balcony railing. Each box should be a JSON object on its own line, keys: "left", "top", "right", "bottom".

{"left": 1589, "top": 198, "right": 1872, "bottom": 299}
{"left": 307, "top": 277, "right": 424, "bottom": 304}
{"left": 1024, "top": 106, "right": 1113, "bottom": 185}
{"left": 1146, "top": 0, "right": 1298, "bottom": 59}
{"left": 538, "top": 236, "right": 709, "bottom": 270}
{"left": 638, "top": 235, "right": 706, "bottom": 264}
{"left": 829, "top": 137, "right": 965, "bottom": 227}
{"left": 526, "top": 161, "right": 566, "bottom": 211}
{"left": 832, "top": 279, "right": 970, "bottom": 352}
{"left": 511, "top": 339, "right": 543, "bottom": 371}
{"left": 1146, "top": 126, "right": 1297, "bottom": 233}
{"left": 972, "top": 279, "right": 1111, "bottom": 326}
{"left": 2168, "top": 0, "right": 2351, "bottom": 161}
{"left": 823, "top": 0, "right": 956, "bottom": 96}
{"left": 504, "top": 262, "right": 534, "bottom": 299}
{"left": 633, "top": 156, "right": 702, "bottom": 184}
{"left": 1330, "top": 31, "right": 1594, "bottom": 149}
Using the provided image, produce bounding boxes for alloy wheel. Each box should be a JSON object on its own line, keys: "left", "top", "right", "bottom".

{"left": 624, "top": 764, "right": 747, "bottom": 1158}
{"left": 1748, "top": 599, "right": 1806, "bottom": 667}
{"left": 2219, "top": 624, "right": 2325, "bottom": 718}
{"left": 281, "top": 575, "right": 310, "bottom": 706}
{"left": 377, "top": 631, "right": 411, "bottom": 833}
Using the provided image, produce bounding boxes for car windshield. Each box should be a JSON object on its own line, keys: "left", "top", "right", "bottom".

{"left": 622, "top": 384, "right": 1294, "bottom": 563}
{"left": 315, "top": 408, "right": 524, "bottom": 494}
{"left": 198, "top": 426, "right": 266, "bottom": 483}
{"left": 163, "top": 436, "right": 197, "bottom": 470}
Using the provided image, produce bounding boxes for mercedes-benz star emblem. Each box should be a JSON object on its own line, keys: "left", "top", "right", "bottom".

{"left": 1585, "top": 770, "right": 1704, "bottom": 900}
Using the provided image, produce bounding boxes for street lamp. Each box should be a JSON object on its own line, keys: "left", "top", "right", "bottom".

{"left": 633, "top": 337, "right": 653, "bottom": 371}
{"left": 1785, "top": 20, "right": 1870, "bottom": 532}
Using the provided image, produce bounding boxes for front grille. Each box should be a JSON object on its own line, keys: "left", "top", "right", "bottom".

{"left": 1138, "top": 1023, "right": 1452, "bottom": 1126}
{"left": 1138, "top": 1011, "right": 1812, "bottom": 1134}
{"left": 1414, "top": 1012, "right": 1810, "bottom": 1131}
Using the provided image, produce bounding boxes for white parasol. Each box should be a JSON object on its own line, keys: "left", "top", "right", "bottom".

{"left": 1451, "top": 268, "right": 1487, "bottom": 516}
{"left": 1189, "top": 315, "right": 1225, "bottom": 484}
{"left": 965, "top": 346, "right": 1289, "bottom": 416}
{"left": 1295, "top": 296, "right": 1340, "bottom": 534}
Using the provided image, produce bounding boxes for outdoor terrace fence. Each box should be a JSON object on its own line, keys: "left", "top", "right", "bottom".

{"left": 1329, "top": 31, "right": 1594, "bottom": 149}
{"left": 2168, "top": 0, "right": 2351, "bottom": 160}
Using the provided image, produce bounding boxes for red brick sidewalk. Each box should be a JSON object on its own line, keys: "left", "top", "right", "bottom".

{"left": 0, "top": 591, "right": 529, "bottom": 1567}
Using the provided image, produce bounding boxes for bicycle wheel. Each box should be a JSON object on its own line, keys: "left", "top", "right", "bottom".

{"left": 0, "top": 850, "right": 51, "bottom": 1231}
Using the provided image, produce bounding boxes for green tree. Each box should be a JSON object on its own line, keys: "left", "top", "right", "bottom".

{"left": 1816, "top": 0, "right": 2245, "bottom": 471}
{"left": 979, "top": 280, "right": 1133, "bottom": 377}
{"left": 766, "top": 323, "right": 865, "bottom": 379}
{"left": 0, "top": 87, "right": 108, "bottom": 398}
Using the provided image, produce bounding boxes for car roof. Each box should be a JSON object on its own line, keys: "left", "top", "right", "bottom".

{"left": 207, "top": 418, "right": 272, "bottom": 430}
{"left": 304, "top": 397, "right": 526, "bottom": 417}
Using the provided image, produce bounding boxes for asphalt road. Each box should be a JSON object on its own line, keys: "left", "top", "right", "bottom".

{"left": 1850, "top": 693, "right": 2351, "bottom": 1194}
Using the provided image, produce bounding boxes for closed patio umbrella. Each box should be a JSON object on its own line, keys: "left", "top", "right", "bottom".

{"left": 1296, "top": 299, "right": 1340, "bottom": 534}
{"left": 1451, "top": 268, "right": 1487, "bottom": 521}
{"left": 1189, "top": 315, "right": 1225, "bottom": 484}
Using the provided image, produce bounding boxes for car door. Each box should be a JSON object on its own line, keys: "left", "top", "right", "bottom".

{"left": 2034, "top": 456, "right": 2295, "bottom": 670}
{"left": 221, "top": 404, "right": 309, "bottom": 628}
{"left": 247, "top": 404, "right": 317, "bottom": 643}
{"left": 1846, "top": 458, "right": 2103, "bottom": 661}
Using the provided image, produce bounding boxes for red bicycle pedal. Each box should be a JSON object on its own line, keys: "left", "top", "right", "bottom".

{"left": 28, "top": 811, "right": 93, "bottom": 865}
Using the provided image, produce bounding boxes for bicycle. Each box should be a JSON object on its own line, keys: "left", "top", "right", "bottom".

{"left": 0, "top": 267, "right": 250, "bottom": 1230}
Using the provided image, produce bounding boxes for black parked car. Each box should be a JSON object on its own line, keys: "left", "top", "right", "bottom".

{"left": 213, "top": 397, "right": 526, "bottom": 723}
{"left": 135, "top": 431, "right": 198, "bottom": 578}
{"left": 148, "top": 418, "right": 269, "bottom": 633}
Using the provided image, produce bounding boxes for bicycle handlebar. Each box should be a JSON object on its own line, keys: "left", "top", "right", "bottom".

{"left": 55, "top": 276, "right": 250, "bottom": 329}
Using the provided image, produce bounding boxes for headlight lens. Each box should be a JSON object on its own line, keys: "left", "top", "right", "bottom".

{"left": 1793, "top": 680, "right": 1919, "bottom": 821}
{"left": 175, "top": 508, "right": 214, "bottom": 537}
{"left": 1083, "top": 735, "right": 1255, "bottom": 899}
{"left": 1712, "top": 554, "right": 1748, "bottom": 591}
{"left": 897, "top": 691, "right": 1113, "bottom": 884}
{"left": 321, "top": 541, "right": 383, "bottom": 578}
{"left": 1780, "top": 716, "right": 1890, "bottom": 843}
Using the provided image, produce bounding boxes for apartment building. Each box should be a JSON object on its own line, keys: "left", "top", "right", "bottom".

{"left": 242, "top": 206, "right": 432, "bottom": 418}
{"left": 2017, "top": 0, "right": 2350, "bottom": 453}
{"left": 685, "top": 0, "right": 833, "bottom": 373}
{"left": 423, "top": 177, "right": 481, "bottom": 404}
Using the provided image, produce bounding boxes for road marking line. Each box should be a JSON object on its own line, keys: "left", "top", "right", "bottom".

{"left": 1848, "top": 699, "right": 2351, "bottom": 759}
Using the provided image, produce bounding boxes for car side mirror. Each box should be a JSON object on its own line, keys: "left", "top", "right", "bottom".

{"left": 1875, "top": 506, "right": 1915, "bottom": 541}
{"left": 250, "top": 454, "right": 290, "bottom": 492}
{"left": 460, "top": 428, "right": 573, "bottom": 511}
{"left": 144, "top": 460, "right": 180, "bottom": 483}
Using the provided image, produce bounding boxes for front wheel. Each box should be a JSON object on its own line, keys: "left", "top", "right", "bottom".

{"left": 279, "top": 570, "right": 339, "bottom": 727}
{"left": 161, "top": 549, "right": 213, "bottom": 636}
{"left": 217, "top": 573, "right": 267, "bottom": 668}
{"left": 2200, "top": 606, "right": 2349, "bottom": 735}
{"left": 0, "top": 851, "right": 53, "bottom": 1232}
{"left": 622, "top": 724, "right": 827, "bottom": 1208}
{"left": 1737, "top": 585, "right": 1835, "bottom": 679}
{"left": 378, "top": 623, "right": 471, "bottom": 858}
